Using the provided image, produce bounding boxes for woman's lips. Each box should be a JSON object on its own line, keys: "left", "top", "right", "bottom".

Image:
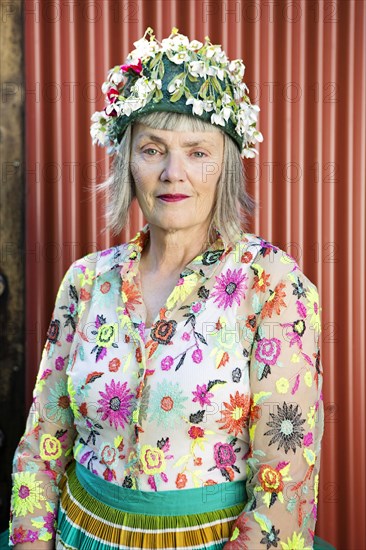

{"left": 157, "top": 195, "right": 190, "bottom": 202}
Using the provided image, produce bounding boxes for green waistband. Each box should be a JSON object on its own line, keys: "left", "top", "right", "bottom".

{"left": 75, "top": 460, "right": 247, "bottom": 516}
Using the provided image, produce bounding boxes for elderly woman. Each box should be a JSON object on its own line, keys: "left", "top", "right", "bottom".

{"left": 6, "top": 27, "right": 329, "bottom": 550}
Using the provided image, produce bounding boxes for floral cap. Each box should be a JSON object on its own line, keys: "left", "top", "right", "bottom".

{"left": 90, "top": 27, "right": 263, "bottom": 159}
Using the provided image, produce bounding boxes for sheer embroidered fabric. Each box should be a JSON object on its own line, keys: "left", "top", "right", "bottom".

{"left": 9, "top": 223, "right": 324, "bottom": 549}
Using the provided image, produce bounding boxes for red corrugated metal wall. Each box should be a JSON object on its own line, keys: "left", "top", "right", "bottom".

{"left": 24, "top": 1, "right": 365, "bottom": 548}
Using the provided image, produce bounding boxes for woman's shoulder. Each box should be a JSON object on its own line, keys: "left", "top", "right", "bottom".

{"left": 237, "top": 231, "right": 319, "bottom": 291}
{"left": 66, "top": 242, "right": 132, "bottom": 284}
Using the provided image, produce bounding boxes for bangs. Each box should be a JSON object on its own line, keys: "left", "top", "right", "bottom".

{"left": 133, "top": 111, "right": 223, "bottom": 135}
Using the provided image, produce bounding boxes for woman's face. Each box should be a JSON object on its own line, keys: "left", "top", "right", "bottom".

{"left": 130, "top": 122, "right": 224, "bottom": 235}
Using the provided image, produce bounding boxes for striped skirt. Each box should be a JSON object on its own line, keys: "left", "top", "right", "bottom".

{"left": 55, "top": 460, "right": 247, "bottom": 549}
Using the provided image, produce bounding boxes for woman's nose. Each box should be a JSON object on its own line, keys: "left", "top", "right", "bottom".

{"left": 160, "top": 151, "right": 186, "bottom": 183}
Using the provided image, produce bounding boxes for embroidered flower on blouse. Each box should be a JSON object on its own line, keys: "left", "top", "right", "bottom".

{"left": 256, "top": 462, "right": 292, "bottom": 509}
{"left": 121, "top": 279, "right": 143, "bottom": 311}
{"left": 255, "top": 337, "right": 282, "bottom": 366}
{"left": 148, "top": 380, "right": 188, "bottom": 429}
{"left": 210, "top": 268, "right": 248, "bottom": 309}
{"left": 97, "top": 379, "right": 134, "bottom": 429}
{"left": 192, "top": 383, "right": 214, "bottom": 407}
{"left": 261, "top": 280, "right": 287, "bottom": 319}
{"left": 44, "top": 379, "right": 73, "bottom": 424}
{"left": 264, "top": 402, "right": 306, "bottom": 454}
{"left": 46, "top": 319, "right": 60, "bottom": 345}
{"left": 216, "top": 391, "right": 251, "bottom": 436}
{"left": 90, "top": 314, "right": 119, "bottom": 362}
{"left": 39, "top": 434, "right": 62, "bottom": 461}
{"left": 140, "top": 437, "right": 173, "bottom": 490}
{"left": 12, "top": 472, "right": 45, "bottom": 517}
{"left": 150, "top": 319, "right": 177, "bottom": 345}
{"left": 279, "top": 531, "right": 311, "bottom": 550}
{"left": 208, "top": 439, "right": 241, "bottom": 481}
{"left": 91, "top": 273, "right": 120, "bottom": 309}
{"left": 140, "top": 444, "right": 166, "bottom": 475}
{"left": 305, "top": 285, "right": 322, "bottom": 334}
{"left": 259, "top": 525, "right": 281, "bottom": 548}
{"left": 10, "top": 527, "right": 39, "bottom": 545}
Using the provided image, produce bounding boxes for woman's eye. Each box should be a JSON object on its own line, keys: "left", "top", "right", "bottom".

{"left": 143, "top": 148, "right": 159, "bottom": 156}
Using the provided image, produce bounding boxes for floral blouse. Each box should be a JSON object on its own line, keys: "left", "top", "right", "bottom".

{"left": 9, "top": 223, "right": 324, "bottom": 549}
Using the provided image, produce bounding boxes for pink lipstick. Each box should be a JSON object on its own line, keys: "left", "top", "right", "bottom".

{"left": 157, "top": 194, "right": 190, "bottom": 202}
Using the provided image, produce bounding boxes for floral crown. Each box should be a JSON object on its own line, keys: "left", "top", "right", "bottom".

{"left": 90, "top": 27, "right": 263, "bottom": 159}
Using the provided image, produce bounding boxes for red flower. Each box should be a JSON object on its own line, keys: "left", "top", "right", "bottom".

{"left": 109, "top": 358, "right": 121, "bottom": 372}
{"left": 79, "top": 402, "right": 88, "bottom": 417}
{"left": 104, "top": 106, "right": 117, "bottom": 117}
{"left": 241, "top": 251, "right": 253, "bottom": 263}
{"left": 175, "top": 473, "right": 187, "bottom": 489}
{"left": 80, "top": 287, "right": 91, "bottom": 301}
{"left": 107, "top": 87, "right": 119, "bottom": 103}
{"left": 188, "top": 426, "right": 205, "bottom": 439}
{"left": 121, "top": 59, "right": 143, "bottom": 75}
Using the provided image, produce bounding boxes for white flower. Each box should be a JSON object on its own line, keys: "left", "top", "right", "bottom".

{"left": 90, "top": 122, "right": 110, "bottom": 146}
{"left": 105, "top": 103, "right": 122, "bottom": 116}
{"left": 90, "top": 110, "right": 107, "bottom": 123}
{"left": 122, "top": 97, "right": 144, "bottom": 116}
{"left": 188, "top": 39, "right": 203, "bottom": 51}
{"left": 221, "top": 107, "right": 232, "bottom": 121}
{"left": 229, "top": 59, "right": 245, "bottom": 80}
{"left": 255, "top": 130, "right": 264, "bottom": 142}
{"left": 102, "top": 81, "right": 111, "bottom": 94}
{"left": 186, "top": 97, "right": 204, "bottom": 116}
{"left": 213, "top": 50, "right": 228, "bottom": 65}
{"left": 132, "top": 77, "right": 155, "bottom": 99}
{"left": 169, "top": 51, "right": 190, "bottom": 65}
{"left": 242, "top": 147, "right": 258, "bottom": 159}
{"left": 130, "top": 37, "right": 159, "bottom": 59}
{"left": 161, "top": 33, "right": 190, "bottom": 52}
{"left": 168, "top": 78, "right": 183, "bottom": 93}
{"left": 221, "top": 93, "right": 233, "bottom": 106}
{"left": 207, "top": 65, "right": 225, "bottom": 80}
{"left": 205, "top": 45, "right": 222, "bottom": 58}
{"left": 189, "top": 60, "right": 207, "bottom": 78}
{"left": 211, "top": 112, "right": 225, "bottom": 126}
{"left": 203, "top": 100, "right": 214, "bottom": 112}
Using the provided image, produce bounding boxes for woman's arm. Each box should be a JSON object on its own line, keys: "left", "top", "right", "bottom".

{"left": 225, "top": 263, "right": 324, "bottom": 549}
{"left": 8, "top": 262, "right": 80, "bottom": 547}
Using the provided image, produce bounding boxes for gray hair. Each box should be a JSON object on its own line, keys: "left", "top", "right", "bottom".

{"left": 93, "top": 111, "right": 258, "bottom": 244}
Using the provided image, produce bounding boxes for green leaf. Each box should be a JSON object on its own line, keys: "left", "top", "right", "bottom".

{"left": 158, "top": 60, "right": 165, "bottom": 79}
{"left": 211, "top": 76, "right": 222, "bottom": 94}
{"left": 199, "top": 80, "right": 209, "bottom": 99}
{"left": 173, "top": 454, "right": 191, "bottom": 468}
{"left": 207, "top": 379, "right": 226, "bottom": 392}
{"left": 170, "top": 87, "right": 184, "bottom": 102}
{"left": 184, "top": 87, "right": 192, "bottom": 100}
{"left": 253, "top": 511, "right": 272, "bottom": 532}
{"left": 149, "top": 51, "right": 162, "bottom": 69}
{"left": 187, "top": 72, "right": 199, "bottom": 83}
{"left": 153, "top": 89, "right": 163, "bottom": 103}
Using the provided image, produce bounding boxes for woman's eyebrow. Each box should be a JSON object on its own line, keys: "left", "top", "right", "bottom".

{"left": 137, "top": 133, "right": 214, "bottom": 147}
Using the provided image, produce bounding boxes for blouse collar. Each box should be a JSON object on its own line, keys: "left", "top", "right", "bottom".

{"left": 92, "top": 222, "right": 244, "bottom": 282}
